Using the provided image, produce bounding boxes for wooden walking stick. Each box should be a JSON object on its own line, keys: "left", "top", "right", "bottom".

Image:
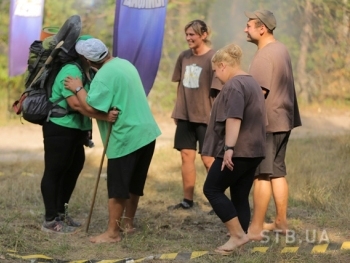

{"left": 85, "top": 108, "right": 116, "bottom": 233}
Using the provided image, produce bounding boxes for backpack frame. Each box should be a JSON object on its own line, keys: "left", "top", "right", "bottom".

{"left": 13, "top": 40, "right": 85, "bottom": 125}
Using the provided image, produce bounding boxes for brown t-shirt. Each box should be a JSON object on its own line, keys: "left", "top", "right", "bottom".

{"left": 171, "top": 49, "right": 222, "bottom": 124}
{"left": 249, "top": 41, "right": 302, "bottom": 133}
{"left": 202, "top": 75, "right": 266, "bottom": 158}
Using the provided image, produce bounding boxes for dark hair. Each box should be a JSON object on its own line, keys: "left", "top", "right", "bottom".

{"left": 88, "top": 51, "right": 111, "bottom": 65}
{"left": 184, "top": 20, "right": 211, "bottom": 44}
{"left": 254, "top": 19, "right": 273, "bottom": 34}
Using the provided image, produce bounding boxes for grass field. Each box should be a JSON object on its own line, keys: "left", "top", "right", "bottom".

{"left": 0, "top": 109, "right": 350, "bottom": 262}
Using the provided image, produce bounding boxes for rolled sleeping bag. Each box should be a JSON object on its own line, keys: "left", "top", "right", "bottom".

{"left": 40, "top": 26, "right": 60, "bottom": 41}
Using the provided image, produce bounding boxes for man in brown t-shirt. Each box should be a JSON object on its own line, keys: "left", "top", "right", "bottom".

{"left": 244, "top": 10, "right": 302, "bottom": 240}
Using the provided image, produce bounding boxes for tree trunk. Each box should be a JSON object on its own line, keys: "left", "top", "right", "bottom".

{"left": 296, "top": 0, "right": 313, "bottom": 103}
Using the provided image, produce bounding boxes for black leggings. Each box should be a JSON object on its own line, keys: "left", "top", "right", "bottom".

{"left": 203, "top": 157, "right": 263, "bottom": 232}
{"left": 41, "top": 121, "right": 86, "bottom": 221}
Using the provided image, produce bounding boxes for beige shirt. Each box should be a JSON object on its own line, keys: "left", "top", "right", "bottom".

{"left": 249, "top": 41, "right": 302, "bottom": 133}
{"left": 202, "top": 75, "right": 266, "bottom": 158}
{"left": 171, "top": 49, "right": 222, "bottom": 124}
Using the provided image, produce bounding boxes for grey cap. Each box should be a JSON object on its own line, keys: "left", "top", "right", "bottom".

{"left": 245, "top": 10, "right": 276, "bottom": 31}
{"left": 75, "top": 38, "right": 108, "bottom": 62}
{"left": 75, "top": 35, "right": 93, "bottom": 56}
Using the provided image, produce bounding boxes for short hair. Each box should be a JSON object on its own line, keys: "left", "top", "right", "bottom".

{"left": 184, "top": 20, "right": 211, "bottom": 45}
{"left": 253, "top": 19, "right": 273, "bottom": 34}
{"left": 211, "top": 44, "right": 242, "bottom": 67}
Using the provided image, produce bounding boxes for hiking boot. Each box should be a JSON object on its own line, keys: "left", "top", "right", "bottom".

{"left": 58, "top": 213, "right": 82, "bottom": 227}
{"left": 41, "top": 218, "right": 76, "bottom": 234}
{"left": 167, "top": 200, "right": 193, "bottom": 210}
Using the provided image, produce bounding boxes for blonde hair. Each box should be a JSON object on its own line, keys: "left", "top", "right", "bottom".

{"left": 185, "top": 20, "right": 211, "bottom": 45}
{"left": 211, "top": 44, "right": 242, "bottom": 67}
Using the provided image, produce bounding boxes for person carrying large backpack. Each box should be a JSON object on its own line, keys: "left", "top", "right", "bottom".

{"left": 40, "top": 32, "right": 118, "bottom": 234}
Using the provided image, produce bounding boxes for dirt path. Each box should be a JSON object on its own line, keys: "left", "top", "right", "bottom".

{"left": 291, "top": 110, "right": 350, "bottom": 138}
{"left": 1, "top": 110, "right": 349, "bottom": 162}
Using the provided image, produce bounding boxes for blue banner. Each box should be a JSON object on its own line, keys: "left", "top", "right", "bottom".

{"left": 113, "top": 0, "right": 167, "bottom": 96}
{"left": 8, "top": 0, "right": 44, "bottom": 77}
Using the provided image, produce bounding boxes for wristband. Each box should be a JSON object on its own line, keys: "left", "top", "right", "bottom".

{"left": 75, "top": 86, "right": 83, "bottom": 94}
{"left": 224, "top": 145, "right": 235, "bottom": 151}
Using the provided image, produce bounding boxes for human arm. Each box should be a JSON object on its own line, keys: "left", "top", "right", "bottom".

{"left": 249, "top": 55, "right": 272, "bottom": 95}
{"left": 171, "top": 53, "right": 184, "bottom": 125}
{"left": 64, "top": 76, "right": 118, "bottom": 122}
{"left": 210, "top": 69, "right": 223, "bottom": 98}
{"left": 172, "top": 82, "right": 181, "bottom": 126}
{"left": 221, "top": 117, "right": 241, "bottom": 171}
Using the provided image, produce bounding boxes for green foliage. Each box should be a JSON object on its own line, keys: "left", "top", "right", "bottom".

{"left": 43, "top": 0, "right": 79, "bottom": 27}
{"left": 0, "top": 0, "right": 116, "bottom": 115}
{"left": 265, "top": 0, "right": 350, "bottom": 102}
{"left": 0, "top": 0, "right": 10, "bottom": 52}
{"left": 0, "top": 0, "right": 350, "bottom": 114}
{"left": 0, "top": 0, "right": 12, "bottom": 101}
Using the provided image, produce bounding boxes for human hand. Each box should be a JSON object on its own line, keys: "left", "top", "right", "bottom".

{"left": 107, "top": 109, "right": 119, "bottom": 123}
{"left": 64, "top": 76, "right": 83, "bottom": 92}
{"left": 173, "top": 119, "right": 178, "bottom": 125}
{"left": 221, "top": 150, "right": 234, "bottom": 171}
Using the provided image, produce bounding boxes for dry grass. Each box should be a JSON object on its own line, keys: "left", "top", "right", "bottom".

{"left": 0, "top": 121, "right": 350, "bottom": 262}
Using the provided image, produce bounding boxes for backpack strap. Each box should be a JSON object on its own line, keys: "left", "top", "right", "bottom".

{"left": 67, "top": 61, "right": 86, "bottom": 85}
{"left": 46, "top": 97, "right": 67, "bottom": 122}
{"left": 46, "top": 61, "right": 87, "bottom": 122}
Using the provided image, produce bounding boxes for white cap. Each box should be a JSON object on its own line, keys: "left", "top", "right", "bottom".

{"left": 75, "top": 38, "right": 108, "bottom": 62}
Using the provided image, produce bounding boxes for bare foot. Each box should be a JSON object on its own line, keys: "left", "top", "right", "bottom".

{"left": 216, "top": 234, "right": 250, "bottom": 253}
{"left": 121, "top": 220, "right": 136, "bottom": 235}
{"left": 214, "top": 247, "right": 236, "bottom": 256}
{"left": 89, "top": 231, "right": 122, "bottom": 243}
{"left": 263, "top": 222, "right": 275, "bottom": 231}
{"left": 247, "top": 227, "right": 264, "bottom": 241}
{"left": 263, "top": 221, "right": 288, "bottom": 234}
{"left": 122, "top": 227, "right": 136, "bottom": 235}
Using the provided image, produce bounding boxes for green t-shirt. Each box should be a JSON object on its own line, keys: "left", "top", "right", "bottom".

{"left": 49, "top": 63, "right": 92, "bottom": 131}
{"left": 86, "top": 57, "right": 161, "bottom": 159}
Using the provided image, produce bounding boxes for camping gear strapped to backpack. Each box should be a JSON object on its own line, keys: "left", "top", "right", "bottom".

{"left": 13, "top": 15, "right": 83, "bottom": 125}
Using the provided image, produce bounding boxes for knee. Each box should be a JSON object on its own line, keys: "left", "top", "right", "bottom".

{"left": 181, "top": 150, "right": 195, "bottom": 163}
{"left": 201, "top": 156, "right": 214, "bottom": 169}
{"left": 203, "top": 181, "right": 217, "bottom": 201}
{"left": 203, "top": 182, "right": 210, "bottom": 199}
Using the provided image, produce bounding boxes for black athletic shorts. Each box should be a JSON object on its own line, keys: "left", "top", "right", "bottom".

{"left": 107, "top": 140, "right": 155, "bottom": 199}
{"left": 174, "top": 120, "right": 208, "bottom": 153}
{"left": 255, "top": 131, "right": 291, "bottom": 177}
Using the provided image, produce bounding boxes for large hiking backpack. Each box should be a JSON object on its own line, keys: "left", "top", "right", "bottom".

{"left": 12, "top": 15, "right": 82, "bottom": 125}
{"left": 13, "top": 38, "right": 84, "bottom": 125}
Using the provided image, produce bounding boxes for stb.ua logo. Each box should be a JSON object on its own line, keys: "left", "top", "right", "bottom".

{"left": 123, "top": 0, "right": 166, "bottom": 8}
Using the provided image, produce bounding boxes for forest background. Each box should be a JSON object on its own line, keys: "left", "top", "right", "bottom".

{"left": 0, "top": 0, "right": 350, "bottom": 118}
{"left": 1, "top": 1, "right": 350, "bottom": 262}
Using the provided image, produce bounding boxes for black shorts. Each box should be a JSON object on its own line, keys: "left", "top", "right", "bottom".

{"left": 255, "top": 131, "right": 291, "bottom": 177}
{"left": 174, "top": 120, "right": 208, "bottom": 153}
{"left": 107, "top": 140, "right": 156, "bottom": 199}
